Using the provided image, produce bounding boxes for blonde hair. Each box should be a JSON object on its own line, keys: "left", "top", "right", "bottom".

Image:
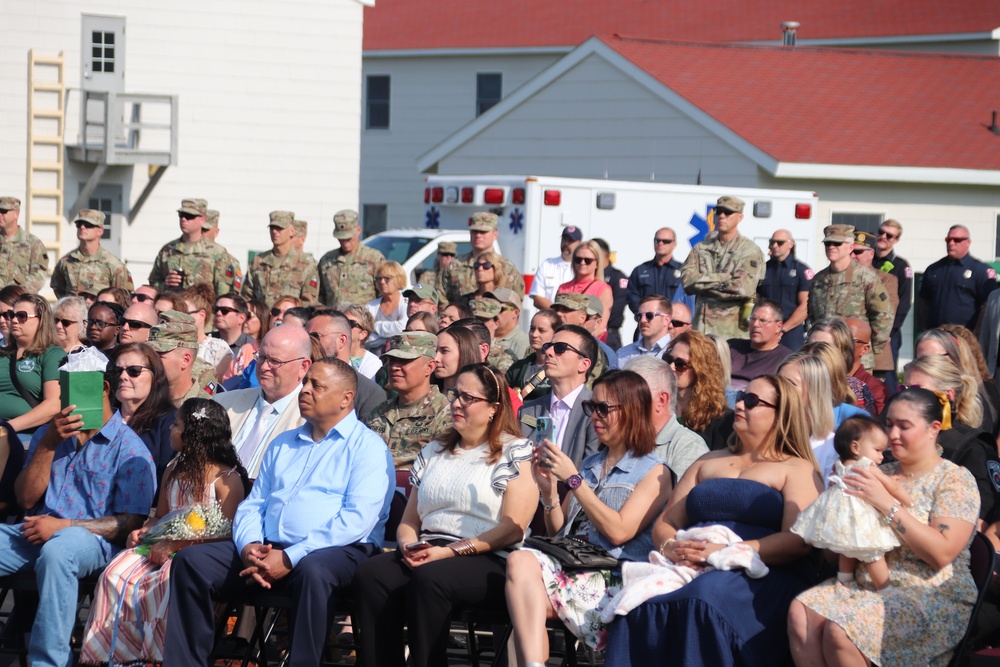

{"left": 706, "top": 333, "right": 732, "bottom": 388}
{"left": 376, "top": 261, "right": 407, "bottom": 293}
{"left": 343, "top": 304, "right": 374, "bottom": 334}
{"left": 730, "top": 375, "right": 819, "bottom": 474}
{"left": 882, "top": 219, "right": 903, "bottom": 238}
{"left": 904, "top": 354, "right": 983, "bottom": 429}
{"left": 474, "top": 251, "right": 508, "bottom": 289}
{"left": 802, "top": 341, "right": 855, "bottom": 405}
{"left": 573, "top": 240, "right": 605, "bottom": 283}
{"left": 778, "top": 353, "right": 835, "bottom": 439}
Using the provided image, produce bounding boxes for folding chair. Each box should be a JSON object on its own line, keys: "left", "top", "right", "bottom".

{"left": 952, "top": 531, "right": 996, "bottom": 666}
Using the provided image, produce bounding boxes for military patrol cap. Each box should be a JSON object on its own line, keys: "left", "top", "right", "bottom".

{"left": 714, "top": 196, "right": 745, "bottom": 214}
{"left": 0, "top": 197, "right": 21, "bottom": 212}
{"left": 470, "top": 297, "right": 502, "bottom": 319}
{"left": 177, "top": 198, "right": 208, "bottom": 217}
{"left": 73, "top": 209, "right": 106, "bottom": 227}
{"left": 203, "top": 210, "right": 219, "bottom": 230}
{"left": 562, "top": 226, "right": 583, "bottom": 241}
{"left": 333, "top": 209, "right": 360, "bottom": 239}
{"left": 437, "top": 241, "right": 457, "bottom": 256}
{"left": 484, "top": 288, "right": 519, "bottom": 309}
{"left": 147, "top": 311, "right": 198, "bottom": 352}
{"left": 293, "top": 219, "right": 308, "bottom": 236}
{"left": 584, "top": 294, "right": 604, "bottom": 318}
{"left": 824, "top": 224, "right": 855, "bottom": 244}
{"left": 268, "top": 210, "right": 295, "bottom": 228}
{"left": 403, "top": 284, "right": 440, "bottom": 304}
{"left": 382, "top": 331, "right": 438, "bottom": 361}
{"left": 468, "top": 212, "right": 498, "bottom": 232}
{"left": 854, "top": 231, "right": 875, "bottom": 250}
{"left": 552, "top": 293, "right": 589, "bottom": 312}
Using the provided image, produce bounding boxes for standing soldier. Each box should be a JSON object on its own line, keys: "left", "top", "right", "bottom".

{"left": 808, "top": 224, "right": 893, "bottom": 370}
{"left": 853, "top": 230, "right": 899, "bottom": 376}
{"left": 436, "top": 212, "right": 525, "bottom": 309}
{"left": 317, "top": 209, "right": 385, "bottom": 308}
{"left": 51, "top": 209, "right": 134, "bottom": 299}
{"left": 680, "top": 196, "right": 765, "bottom": 338}
{"left": 0, "top": 196, "right": 49, "bottom": 291}
{"left": 242, "top": 211, "right": 319, "bottom": 306}
{"left": 148, "top": 199, "right": 235, "bottom": 295}
{"left": 756, "top": 228, "right": 812, "bottom": 351}
{"left": 292, "top": 219, "right": 312, "bottom": 258}
{"left": 872, "top": 219, "right": 912, "bottom": 390}
{"left": 203, "top": 209, "right": 243, "bottom": 293}
{"left": 418, "top": 241, "right": 456, "bottom": 287}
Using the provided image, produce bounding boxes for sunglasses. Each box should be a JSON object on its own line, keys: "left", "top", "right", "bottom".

{"left": 573, "top": 256, "right": 596, "bottom": 265}
{"left": 213, "top": 305, "right": 241, "bottom": 316}
{"left": 663, "top": 353, "right": 692, "bottom": 372}
{"left": 654, "top": 238, "right": 675, "bottom": 245}
{"left": 736, "top": 390, "right": 777, "bottom": 410}
{"left": 823, "top": 241, "right": 845, "bottom": 248}
{"left": 131, "top": 293, "right": 153, "bottom": 303}
{"left": 446, "top": 388, "right": 490, "bottom": 408}
{"left": 123, "top": 318, "right": 153, "bottom": 330}
{"left": 581, "top": 400, "right": 622, "bottom": 419}
{"left": 542, "top": 341, "right": 585, "bottom": 357}
{"left": 851, "top": 248, "right": 871, "bottom": 256}
{"left": 270, "top": 307, "right": 287, "bottom": 316}
{"left": 877, "top": 230, "right": 899, "bottom": 240}
{"left": 472, "top": 261, "right": 494, "bottom": 270}
{"left": 116, "top": 365, "right": 151, "bottom": 379}
{"left": 634, "top": 311, "right": 667, "bottom": 322}
{"left": 2, "top": 311, "right": 38, "bottom": 323}
{"left": 945, "top": 236, "right": 969, "bottom": 243}
{"left": 54, "top": 318, "right": 77, "bottom": 328}
{"left": 768, "top": 239, "right": 788, "bottom": 246}
{"left": 75, "top": 221, "right": 102, "bottom": 229}
{"left": 85, "top": 319, "right": 119, "bottom": 331}
{"left": 670, "top": 319, "right": 690, "bottom": 328}
{"left": 178, "top": 212, "right": 199, "bottom": 220}
{"left": 348, "top": 320, "right": 364, "bottom": 330}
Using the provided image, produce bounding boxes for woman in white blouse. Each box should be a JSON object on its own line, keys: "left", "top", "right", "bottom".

{"left": 364, "top": 260, "right": 409, "bottom": 354}
{"left": 353, "top": 363, "right": 537, "bottom": 667}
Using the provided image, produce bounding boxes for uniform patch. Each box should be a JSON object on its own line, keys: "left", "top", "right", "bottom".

{"left": 804, "top": 269, "right": 814, "bottom": 280}
{"left": 204, "top": 381, "right": 217, "bottom": 396}
{"left": 310, "top": 275, "right": 318, "bottom": 288}
{"left": 964, "top": 269, "right": 973, "bottom": 279}
{"left": 233, "top": 272, "right": 243, "bottom": 291}
{"left": 989, "top": 460, "right": 1000, "bottom": 492}
{"left": 618, "top": 278, "right": 629, "bottom": 289}
{"left": 226, "top": 265, "right": 235, "bottom": 278}
{"left": 989, "top": 268, "right": 997, "bottom": 280}
{"left": 789, "top": 269, "right": 796, "bottom": 278}
{"left": 878, "top": 292, "right": 887, "bottom": 301}
{"left": 673, "top": 269, "right": 681, "bottom": 278}
{"left": 16, "top": 359, "right": 35, "bottom": 373}
{"left": 904, "top": 267, "right": 913, "bottom": 279}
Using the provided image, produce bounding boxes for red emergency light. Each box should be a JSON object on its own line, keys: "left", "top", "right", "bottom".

{"left": 512, "top": 188, "right": 525, "bottom": 205}
{"left": 424, "top": 188, "right": 430, "bottom": 204}
{"left": 461, "top": 187, "right": 474, "bottom": 203}
{"left": 431, "top": 187, "right": 444, "bottom": 203}
{"left": 794, "top": 203, "right": 812, "bottom": 219}
{"left": 483, "top": 188, "right": 505, "bottom": 205}
{"left": 544, "top": 190, "right": 561, "bottom": 206}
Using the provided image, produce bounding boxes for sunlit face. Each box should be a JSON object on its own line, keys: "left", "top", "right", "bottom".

{"left": 439, "top": 305, "right": 463, "bottom": 329}
{"left": 434, "top": 330, "right": 462, "bottom": 380}
{"left": 854, "top": 429, "right": 889, "bottom": 465}
{"left": 115, "top": 350, "right": 154, "bottom": 406}
{"left": 885, "top": 399, "right": 940, "bottom": 465}
{"left": 529, "top": 314, "right": 556, "bottom": 352}
{"left": 572, "top": 248, "right": 598, "bottom": 280}
{"left": 733, "top": 378, "right": 779, "bottom": 445}
{"left": 86, "top": 303, "right": 120, "bottom": 349}
{"left": 450, "top": 371, "right": 496, "bottom": 434}
{"left": 824, "top": 241, "right": 849, "bottom": 263}
{"left": 713, "top": 208, "right": 742, "bottom": 235}
{"left": 53, "top": 309, "right": 83, "bottom": 351}
{"left": 9, "top": 301, "right": 39, "bottom": 346}
{"left": 665, "top": 341, "right": 693, "bottom": 390}
{"left": 589, "top": 384, "right": 622, "bottom": 446}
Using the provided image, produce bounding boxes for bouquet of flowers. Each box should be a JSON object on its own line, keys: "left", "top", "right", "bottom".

{"left": 134, "top": 502, "right": 232, "bottom": 558}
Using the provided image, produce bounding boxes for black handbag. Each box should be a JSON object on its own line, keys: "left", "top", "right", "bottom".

{"left": 524, "top": 535, "right": 620, "bottom": 570}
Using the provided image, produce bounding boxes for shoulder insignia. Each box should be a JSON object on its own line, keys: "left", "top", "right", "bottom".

{"left": 618, "top": 278, "right": 629, "bottom": 289}
{"left": 804, "top": 269, "right": 814, "bottom": 280}
{"left": 521, "top": 415, "right": 537, "bottom": 429}
{"left": 904, "top": 267, "right": 913, "bottom": 279}
{"left": 204, "top": 381, "right": 217, "bottom": 396}
{"left": 226, "top": 265, "right": 235, "bottom": 279}
{"left": 988, "top": 268, "right": 997, "bottom": 280}
{"left": 310, "top": 274, "right": 318, "bottom": 288}
{"left": 233, "top": 272, "right": 243, "bottom": 291}
{"left": 989, "top": 460, "right": 1000, "bottom": 492}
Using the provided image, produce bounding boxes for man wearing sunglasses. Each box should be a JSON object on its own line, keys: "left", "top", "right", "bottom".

{"left": 211, "top": 293, "right": 256, "bottom": 357}
{"left": 756, "top": 228, "right": 811, "bottom": 351}
{"left": 242, "top": 210, "right": 320, "bottom": 307}
{"left": 853, "top": 231, "right": 900, "bottom": 378}
{"left": 148, "top": 198, "right": 236, "bottom": 296}
{"left": 808, "top": 224, "right": 893, "bottom": 371}
{"left": 617, "top": 295, "right": 672, "bottom": 366}
{"left": 317, "top": 209, "right": 386, "bottom": 309}
{"left": 872, "top": 220, "right": 912, "bottom": 386}
{"left": 436, "top": 212, "right": 525, "bottom": 310}
{"left": 626, "top": 227, "right": 683, "bottom": 321}
{"left": 681, "top": 196, "right": 765, "bottom": 339}
{"left": 920, "top": 224, "right": 999, "bottom": 330}
{"left": 0, "top": 195, "right": 49, "bottom": 292}
{"left": 119, "top": 302, "right": 158, "bottom": 345}
{"left": 51, "top": 209, "right": 134, "bottom": 299}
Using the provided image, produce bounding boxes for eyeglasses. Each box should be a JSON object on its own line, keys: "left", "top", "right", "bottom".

{"left": 877, "top": 230, "right": 899, "bottom": 240}
{"left": 178, "top": 212, "right": 199, "bottom": 220}
{"left": 542, "top": 341, "right": 585, "bottom": 357}
{"left": 472, "top": 261, "right": 494, "bottom": 270}
{"left": 213, "top": 306, "right": 241, "bottom": 316}
{"left": 736, "top": 390, "right": 777, "bottom": 410}
{"left": 253, "top": 353, "right": 306, "bottom": 369}
{"left": 746, "top": 316, "right": 779, "bottom": 325}
{"left": 573, "top": 257, "right": 596, "bottom": 265}
{"left": 653, "top": 238, "right": 675, "bottom": 245}
{"left": 131, "top": 293, "right": 153, "bottom": 303}
{"left": 123, "top": 319, "right": 153, "bottom": 330}
{"left": 375, "top": 276, "right": 393, "bottom": 282}
{"left": 85, "top": 319, "right": 119, "bottom": 330}
{"left": 851, "top": 248, "right": 871, "bottom": 256}
{"left": 768, "top": 239, "right": 788, "bottom": 246}
{"left": 446, "top": 388, "right": 490, "bottom": 408}
{"left": 634, "top": 311, "right": 667, "bottom": 322}
{"left": 116, "top": 365, "right": 151, "bottom": 379}
{"left": 714, "top": 209, "right": 736, "bottom": 216}
{"left": 54, "top": 318, "right": 77, "bottom": 328}
{"left": 2, "top": 311, "right": 38, "bottom": 324}
{"left": 581, "top": 400, "right": 622, "bottom": 419}
{"left": 663, "top": 353, "right": 692, "bottom": 372}
{"left": 670, "top": 319, "right": 690, "bottom": 329}
{"left": 945, "top": 236, "right": 969, "bottom": 244}
{"left": 823, "top": 241, "right": 845, "bottom": 248}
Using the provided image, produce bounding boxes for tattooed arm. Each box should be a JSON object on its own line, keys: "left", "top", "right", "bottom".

{"left": 20, "top": 513, "right": 147, "bottom": 546}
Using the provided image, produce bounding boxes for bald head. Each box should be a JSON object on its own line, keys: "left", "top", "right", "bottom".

{"left": 669, "top": 301, "right": 692, "bottom": 336}
{"left": 262, "top": 322, "right": 313, "bottom": 359}
{"left": 769, "top": 229, "right": 794, "bottom": 261}
{"left": 845, "top": 318, "right": 871, "bottom": 373}
{"left": 120, "top": 302, "right": 159, "bottom": 343}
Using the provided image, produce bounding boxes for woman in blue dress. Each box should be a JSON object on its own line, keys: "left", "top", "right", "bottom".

{"left": 605, "top": 375, "right": 823, "bottom": 666}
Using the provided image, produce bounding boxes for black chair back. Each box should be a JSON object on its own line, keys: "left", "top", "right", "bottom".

{"left": 953, "top": 531, "right": 996, "bottom": 666}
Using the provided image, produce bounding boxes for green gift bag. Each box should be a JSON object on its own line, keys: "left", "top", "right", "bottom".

{"left": 59, "top": 370, "right": 104, "bottom": 430}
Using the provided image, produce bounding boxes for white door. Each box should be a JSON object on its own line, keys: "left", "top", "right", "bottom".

{"left": 81, "top": 15, "right": 125, "bottom": 146}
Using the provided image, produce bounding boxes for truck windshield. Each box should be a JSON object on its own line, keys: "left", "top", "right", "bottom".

{"left": 363, "top": 235, "right": 432, "bottom": 265}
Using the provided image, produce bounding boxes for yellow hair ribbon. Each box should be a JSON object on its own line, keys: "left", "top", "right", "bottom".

{"left": 932, "top": 390, "right": 953, "bottom": 430}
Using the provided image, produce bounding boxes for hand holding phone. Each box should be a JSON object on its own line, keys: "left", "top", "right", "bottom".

{"left": 405, "top": 540, "right": 432, "bottom": 552}
{"left": 534, "top": 417, "right": 553, "bottom": 446}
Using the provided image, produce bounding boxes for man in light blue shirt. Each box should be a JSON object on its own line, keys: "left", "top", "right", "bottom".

{"left": 164, "top": 358, "right": 394, "bottom": 667}
{"left": 617, "top": 295, "right": 672, "bottom": 366}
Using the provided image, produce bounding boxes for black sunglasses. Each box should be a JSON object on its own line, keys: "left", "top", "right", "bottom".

{"left": 54, "top": 318, "right": 77, "bottom": 328}
{"left": 663, "top": 353, "right": 692, "bottom": 372}
{"left": 270, "top": 307, "right": 285, "bottom": 317}
{"left": 823, "top": 241, "right": 845, "bottom": 248}
{"left": 116, "top": 365, "right": 151, "bottom": 378}
{"left": 670, "top": 319, "right": 690, "bottom": 328}
{"left": 634, "top": 311, "right": 667, "bottom": 322}
{"left": 123, "top": 318, "right": 153, "bottom": 330}
{"left": 131, "top": 293, "right": 153, "bottom": 303}
{"left": 877, "top": 230, "right": 899, "bottom": 240}
{"left": 851, "top": 248, "right": 871, "bottom": 256}
{"left": 768, "top": 239, "right": 788, "bottom": 246}
{"left": 473, "top": 261, "right": 494, "bottom": 270}
{"left": 213, "top": 305, "right": 241, "bottom": 316}
{"left": 542, "top": 341, "right": 585, "bottom": 357}
{"left": 653, "top": 238, "right": 675, "bottom": 245}
{"left": 581, "top": 400, "right": 622, "bottom": 419}
{"left": 178, "top": 212, "right": 199, "bottom": 220}
{"left": 736, "top": 390, "right": 777, "bottom": 410}
{"left": 2, "top": 311, "right": 38, "bottom": 323}
{"left": 573, "top": 256, "right": 596, "bottom": 265}
{"left": 75, "top": 221, "right": 102, "bottom": 229}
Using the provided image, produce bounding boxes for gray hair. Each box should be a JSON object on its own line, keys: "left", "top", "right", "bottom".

{"left": 624, "top": 355, "right": 677, "bottom": 416}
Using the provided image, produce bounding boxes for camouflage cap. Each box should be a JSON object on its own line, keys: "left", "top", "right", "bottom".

{"left": 382, "top": 331, "right": 438, "bottom": 361}
{"left": 147, "top": 310, "right": 198, "bottom": 352}
{"left": 177, "top": 198, "right": 208, "bottom": 217}
{"left": 333, "top": 209, "right": 360, "bottom": 239}
{"left": 203, "top": 209, "right": 219, "bottom": 230}
{"left": 403, "top": 284, "right": 440, "bottom": 304}
{"left": 552, "top": 293, "right": 589, "bottom": 312}
{"left": 714, "top": 196, "right": 745, "bottom": 214}
{"left": 854, "top": 230, "right": 876, "bottom": 250}
{"left": 470, "top": 297, "right": 502, "bottom": 319}
{"left": 468, "top": 212, "right": 498, "bottom": 232}
{"left": 293, "top": 219, "right": 308, "bottom": 236}
{"left": 584, "top": 294, "right": 604, "bottom": 317}
{"left": 484, "top": 288, "right": 519, "bottom": 309}
{"left": 268, "top": 210, "right": 295, "bottom": 228}
{"left": 437, "top": 241, "right": 457, "bottom": 256}
{"left": 824, "top": 224, "right": 855, "bottom": 244}
{"left": 0, "top": 197, "right": 21, "bottom": 211}
{"left": 73, "top": 209, "right": 106, "bottom": 227}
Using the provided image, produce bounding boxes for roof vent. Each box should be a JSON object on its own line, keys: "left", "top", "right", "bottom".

{"left": 781, "top": 21, "right": 800, "bottom": 46}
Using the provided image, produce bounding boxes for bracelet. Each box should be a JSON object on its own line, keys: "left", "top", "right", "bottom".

{"left": 883, "top": 501, "right": 902, "bottom": 526}
{"left": 658, "top": 539, "right": 677, "bottom": 556}
{"left": 448, "top": 539, "right": 478, "bottom": 557}
{"left": 540, "top": 496, "right": 558, "bottom": 512}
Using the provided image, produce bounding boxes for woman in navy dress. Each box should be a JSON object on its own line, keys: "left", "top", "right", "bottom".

{"left": 605, "top": 375, "right": 823, "bottom": 666}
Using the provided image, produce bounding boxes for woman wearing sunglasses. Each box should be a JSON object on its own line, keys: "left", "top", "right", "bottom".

{"left": 354, "top": 364, "right": 536, "bottom": 667}
{"left": 505, "top": 370, "right": 672, "bottom": 665}
{"left": 365, "top": 261, "right": 408, "bottom": 354}
{"left": 663, "top": 330, "right": 734, "bottom": 451}
{"left": 460, "top": 250, "right": 508, "bottom": 306}
{"left": 107, "top": 343, "right": 178, "bottom": 498}
{"left": 52, "top": 296, "right": 88, "bottom": 354}
{"left": 556, "top": 240, "right": 613, "bottom": 341}
{"left": 0, "top": 294, "right": 66, "bottom": 436}
{"left": 605, "top": 375, "right": 822, "bottom": 667}
{"left": 267, "top": 295, "right": 302, "bottom": 331}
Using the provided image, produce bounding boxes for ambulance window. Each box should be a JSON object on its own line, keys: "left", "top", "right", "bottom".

{"left": 476, "top": 73, "right": 502, "bottom": 116}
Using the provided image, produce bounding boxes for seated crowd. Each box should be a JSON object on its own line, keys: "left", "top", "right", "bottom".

{"left": 1, "top": 199, "right": 999, "bottom": 667}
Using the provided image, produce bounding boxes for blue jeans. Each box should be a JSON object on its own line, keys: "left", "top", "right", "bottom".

{"left": 0, "top": 524, "right": 108, "bottom": 667}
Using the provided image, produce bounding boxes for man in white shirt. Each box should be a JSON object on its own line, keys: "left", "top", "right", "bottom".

{"left": 213, "top": 325, "right": 312, "bottom": 477}
{"left": 529, "top": 226, "right": 582, "bottom": 309}
{"left": 617, "top": 295, "right": 673, "bottom": 365}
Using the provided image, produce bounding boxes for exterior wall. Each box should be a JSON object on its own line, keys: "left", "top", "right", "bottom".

{"left": 3, "top": 0, "right": 366, "bottom": 284}
{"left": 433, "top": 54, "right": 760, "bottom": 189}
{"left": 360, "top": 52, "right": 560, "bottom": 231}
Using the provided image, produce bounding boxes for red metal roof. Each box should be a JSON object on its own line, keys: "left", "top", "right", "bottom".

{"left": 600, "top": 36, "right": 1000, "bottom": 170}
{"left": 364, "top": 1, "right": 1000, "bottom": 51}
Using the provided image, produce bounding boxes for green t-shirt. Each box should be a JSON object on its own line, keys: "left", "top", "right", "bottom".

{"left": 0, "top": 346, "right": 67, "bottom": 425}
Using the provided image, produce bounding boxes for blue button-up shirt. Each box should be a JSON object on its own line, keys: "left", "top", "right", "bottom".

{"left": 233, "top": 411, "right": 394, "bottom": 566}
{"left": 617, "top": 333, "right": 671, "bottom": 366}
{"left": 26, "top": 410, "right": 156, "bottom": 559}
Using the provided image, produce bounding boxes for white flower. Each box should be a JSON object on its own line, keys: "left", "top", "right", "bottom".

{"left": 191, "top": 408, "right": 208, "bottom": 421}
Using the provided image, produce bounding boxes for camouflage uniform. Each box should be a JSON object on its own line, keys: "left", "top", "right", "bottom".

{"left": 317, "top": 210, "right": 385, "bottom": 308}
{"left": 0, "top": 229, "right": 49, "bottom": 292}
{"left": 490, "top": 327, "right": 529, "bottom": 373}
{"left": 810, "top": 262, "right": 893, "bottom": 371}
{"left": 146, "top": 311, "right": 217, "bottom": 407}
{"left": 204, "top": 209, "right": 244, "bottom": 293}
{"left": 437, "top": 254, "right": 524, "bottom": 310}
{"left": 149, "top": 238, "right": 236, "bottom": 295}
{"left": 51, "top": 246, "right": 133, "bottom": 298}
{"left": 681, "top": 233, "right": 764, "bottom": 339}
{"left": 243, "top": 248, "right": 318, "bottom": 306}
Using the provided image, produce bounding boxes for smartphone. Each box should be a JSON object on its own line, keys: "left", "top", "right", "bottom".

{"left": 534, "top": 416, "right": 553, "bottom": 446}
{"left": 405, "top": 540, "right": 432, "bottom": 551}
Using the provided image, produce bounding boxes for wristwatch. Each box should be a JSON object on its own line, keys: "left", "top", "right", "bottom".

{"left": 566, "top": 474, "right": 583, "bottom": 489}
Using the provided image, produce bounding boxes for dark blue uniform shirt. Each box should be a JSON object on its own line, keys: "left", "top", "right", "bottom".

{"left": 920, "top": 254, "right": 998, "bottom": 329}
{"left": 626, "top": 258, "right": 683, "bottom": 314}
{"left": 757, "top": 256, "right": 812, "bottom": 351}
